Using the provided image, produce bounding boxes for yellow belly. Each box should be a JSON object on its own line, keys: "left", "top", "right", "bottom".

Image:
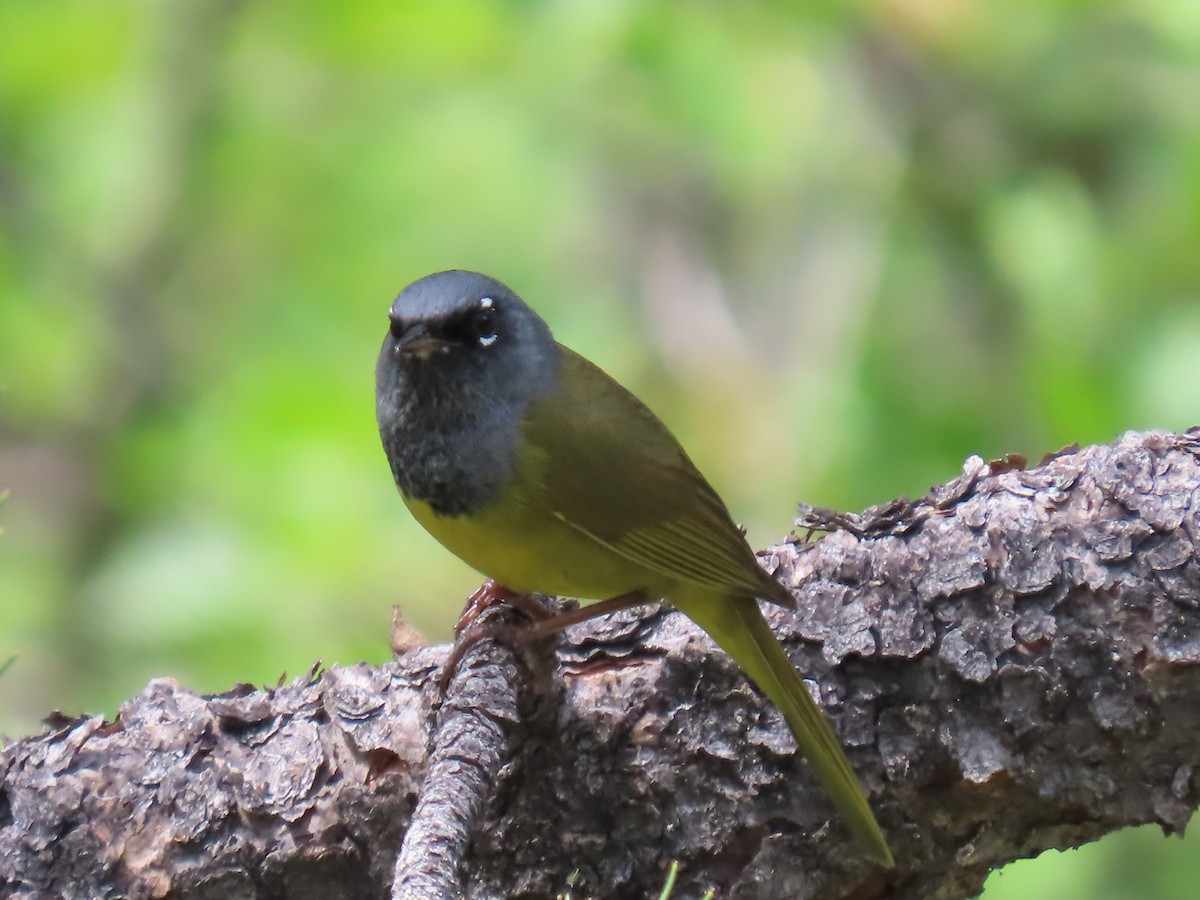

{"left": 404, "top": 489, "right": 662, "bottom": 601}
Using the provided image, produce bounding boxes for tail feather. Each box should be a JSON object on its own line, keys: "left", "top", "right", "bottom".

{"left": 679, "top": 590, "right": 894, "bottom": 867}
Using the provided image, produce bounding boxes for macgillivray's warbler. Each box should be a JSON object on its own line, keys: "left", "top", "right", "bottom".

{"left": 375, "top": 270, "right": 893, "bottom": 867}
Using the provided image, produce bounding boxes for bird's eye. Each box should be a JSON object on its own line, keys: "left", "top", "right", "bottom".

{"left": 389, "top": 317, "right": 405, "bottom": 341}
{"left": 472, "top": 299, "right": 498, "bottom": 348}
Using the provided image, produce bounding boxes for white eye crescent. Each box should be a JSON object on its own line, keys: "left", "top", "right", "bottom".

{"left": 472, "top": 297, "right": 499, "bottom": 347}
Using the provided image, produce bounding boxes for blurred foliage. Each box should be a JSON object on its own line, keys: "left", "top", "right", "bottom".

{"left": 1, "top": 1, "right": 1198, "bottom": 896}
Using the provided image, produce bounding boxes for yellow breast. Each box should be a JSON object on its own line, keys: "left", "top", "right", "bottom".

{"left": 404, "top": 485, "right": 664, "bottom": 601}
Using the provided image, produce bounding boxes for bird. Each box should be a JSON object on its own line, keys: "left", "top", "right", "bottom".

{"left": 375, "top": 269, "right": 893, "bottom": 866}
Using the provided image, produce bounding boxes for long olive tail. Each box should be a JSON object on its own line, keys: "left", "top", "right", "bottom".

{"left": 681, "top": 592, "right": 894, "bottom": 867}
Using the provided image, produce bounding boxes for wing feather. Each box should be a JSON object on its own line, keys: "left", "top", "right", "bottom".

{"left": 521, "top": 345, "right": 791, "bottom": 606}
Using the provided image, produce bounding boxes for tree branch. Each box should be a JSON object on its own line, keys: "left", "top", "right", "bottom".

{"left": 392, "top": 616, "right": 523, "bottom": 900}
{"left": 3, "top": 429, "right": 1199, "bottom": 899}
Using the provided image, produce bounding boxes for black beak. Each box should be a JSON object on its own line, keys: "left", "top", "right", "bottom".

{"left": 394, "top": 321, "right": 448, "bottom": 359}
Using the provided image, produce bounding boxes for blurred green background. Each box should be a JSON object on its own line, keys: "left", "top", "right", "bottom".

{"left": 2, "top": 1, "right": 1199, "bottom": 896}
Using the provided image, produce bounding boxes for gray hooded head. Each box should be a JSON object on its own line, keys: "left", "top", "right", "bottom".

{"left": 376, "top": 270, "right": 559, "bottom": 516}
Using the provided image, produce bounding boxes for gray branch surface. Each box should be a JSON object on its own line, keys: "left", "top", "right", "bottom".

{"left": 4, "top": 429, "right": 1200, "bottom": 899}
{"left": 391, "top": 620, "right": 522, "bottom": 900}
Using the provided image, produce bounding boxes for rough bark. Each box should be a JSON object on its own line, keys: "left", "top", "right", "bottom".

{"left": 391, "top": 616, "right": 523, "bottom": 900}
{"left": 3, "top": 429, "right": 1200, "bottom": 899}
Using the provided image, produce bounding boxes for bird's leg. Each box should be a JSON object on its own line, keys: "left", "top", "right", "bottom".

{"left": 453, "top": 579, "right": 525, "bottom": 637}
{"left": 512, "top": 590, "right": 652, "bottom": 640}
{"left": 440, "top": 587, "right": 655, "bottom": 695}
{"left": 439, "top": 580, "right": 545, "bottom": 695}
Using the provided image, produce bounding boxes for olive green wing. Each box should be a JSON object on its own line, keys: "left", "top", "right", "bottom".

{"left": 520, "top": 345, "right": 792, "bottom": 607}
